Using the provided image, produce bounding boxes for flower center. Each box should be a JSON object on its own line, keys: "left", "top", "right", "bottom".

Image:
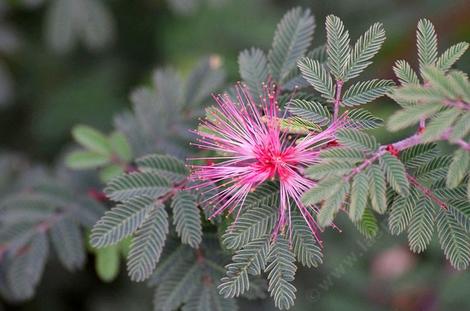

{"left": 254, "top": 144, "right": 296, "bottom": 181}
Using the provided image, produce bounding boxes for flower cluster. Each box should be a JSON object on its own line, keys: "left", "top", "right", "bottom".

{"left": 190, "top": 85, "right": 346, "bottom": 242}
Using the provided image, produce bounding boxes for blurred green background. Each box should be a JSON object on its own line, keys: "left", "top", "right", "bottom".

{"left": 0, "top": 0, "right": 469, "bottom": 310}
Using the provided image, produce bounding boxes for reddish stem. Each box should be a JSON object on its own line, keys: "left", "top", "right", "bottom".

{"left": 195, "top": 248, "right": 205, "bottom": 264}
{"left": 391, "top": 134, "right": 422, "bottom": 151}
{"left": 110, "top": 154, "right": 136, "bottom": 173}
{"left": 440, "top": 129, "right": 470, "bottom": 151}
{"left": 443, "top": 99, "right": 470, "bottom": 111}
{"left": 344, "top": 149, "right": 385, "bottom": 182}
{"left": 418, "top": 118, "right": 426, "bottom": 133}
{"left": 156, "top": 179, "right": 188, "bottom": 204}
{"left": 407, "top": 174, "right": 448, "bottom": 209}
{"left": 0, "top": 212, "right": 65, "bottom": 263}
{"left": 88, "top": 189, "right": 108, "bottom": 202}
{"left": 343, "top": 126, "right": 468, "bottom": 182}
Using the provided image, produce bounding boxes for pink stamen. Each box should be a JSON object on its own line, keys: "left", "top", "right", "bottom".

{"left": 189, "top": 84, "right": 346, "bottom": 243}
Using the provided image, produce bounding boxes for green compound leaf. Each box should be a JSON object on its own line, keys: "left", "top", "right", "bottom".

{"left": 286, "top": 99, "right": 331, "bottom": 126}
{"left": 269, "top": 7, "right": 315, "bottom": 83}
{"left": 344, "top": 22, "right": 386, "bottom": 81}
{"left": 219, "top": 236, "right": 271, "bottom": 298}
{"left": 342, "top": 79, "right": 394, "bottom": 106}
{"left": 354, "top": 207, "right": 379, "bottom": 239}
{"left": 437, "top": 209, "right": 470, "bottom": 270}
{"left": 90, "top": 196, "right": 156, "bottom": 248}
{"left": 104, "top": 171, "right": 171, "bottom": 202}
{"left": 136, "top": 154, "right": 189, "bottom": 183}
{"left": 417, "top": 18, "right": 438, "bottom": 72}
{"left": 317, "top": 181, "right": 349, "bottom": 228}
{"left": 239, "top": 48, "right": 269, "bottom": 100}
{"left": 127, "top": 203, "right": 169, "bottom": 282}
{"left": 436, "top": 42, "right": 469, "bottom": 71}
{"left": 302, "top": 176, "right": 346, "bottom": 206}
{"left": 408, "top": 198, "right": 436, "bottom": 253}
{"left": 393, "top": 60, "right": 420, "bottom": 85}
{"left": 346, "top": 108, "right": 384, "bottom": 130}
{"left": 325, "top": 15, "right": 350, "bottom": 80}
{"left": 95, "top": 244, "right": 120, "bottom": 282}
{"left": 65, "top": 151, "right": 109, "bottom": 169}
{"left": 222, "top": 205, "right": 278, "bottom": 250}
{"left": 291, "top": 214, "right": 323, "bottom": 268}
{"left": 387, "top": 102, "right": 441, "bottom": 131}
{"left": 171, "top": 191, "right": 202, "bottom": 248}
{"left": 380, "top": 153, "right": 410, "bottom": 197}
{"left": 109, "top": 131, "right": 132, "bottom": 162}
{"left": 265, "top": 236, "right": 297, "bottom": 310}
{"left": 349, "top": 171, "right": 369, "bottom": 221}
{"left": 297, "top": 58, "right": 335, "bottom": 100}
{"left": 50, "top": 217, "right": 86, "bottom": 271}
{"left": 6, "top": 233, "right": 49, "bottom": 300}
{"left": 367, "top": 164, "right": 387, "bottom": 214}
{"left": 72, "top": 125, "right": 111, "bottom": 155}
{"left": 337, "top": 128, "right": 378, "bottom": 151}
{"left": 389, "top": 188, "right": 420, "bottom": 235}
{"left": 447, "top": 149, "right": 470, "bottom": 188}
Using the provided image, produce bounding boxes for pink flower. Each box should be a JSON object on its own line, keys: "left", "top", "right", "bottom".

{"left": 189, "top": 85, "right": 344, "bottom": 243}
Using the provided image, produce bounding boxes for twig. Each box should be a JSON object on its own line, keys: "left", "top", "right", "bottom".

{"left": 343, "top": 148, "right": 386, "bottom": 182}
{"left": 156, "top": 179, "right": 188, "bottom": 204}
{"left": 440, "top": 129, "right": 470, "bottom": 151}
{"left": 407, "top": 174, "right": 447, "bottom": 209}
{"left": 343, "top": 127, "right": 468, "bottom": 182}
{"left": 0, "top": 211, "right": 67, "bottom": 263}
{"left": 110, "top": 154, "right": 137, "bottom": 173}
{"left": 443, "top": 99, "right": 470, "bottom": 111}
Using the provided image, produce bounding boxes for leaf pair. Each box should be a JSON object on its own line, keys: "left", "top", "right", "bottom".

{"left": 297, "top": 15, "right": 392, "bottom": 119}
{"left": 325, "top": 15, "right": 386, "bottom": 82}
{"left": 115, "top": 58, "right": 225, "bottom": 157}
{"left": 302, "top": 129, "right": 409, "bottom": 229}
{"left": 90, "top": 154, "right": 202, "bottom": 282}
{"left": 219, "top": 184, "right": 322, "bottom": 310}
{"left": 0, "top": 180, "right": 105, "bottom": 300}
{"left": 389, "top": 145, "right": 470, "bottom": 269}
{"left": 45, "top": 0, "right": 115, "bottom": 53}
{"left": 66, "top": 125, "right": 133, "bottom": 182}
{"left": 239, "top": 7, "right": 315, "bottom": 100}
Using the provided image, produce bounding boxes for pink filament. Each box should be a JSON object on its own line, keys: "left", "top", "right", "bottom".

{"left": 189, "top": 84, "right": 345, "bottom": 243}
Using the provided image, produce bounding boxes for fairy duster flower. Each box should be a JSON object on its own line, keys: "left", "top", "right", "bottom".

{"left": 190, "top": 85, "right": 345, "bottom": 243}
